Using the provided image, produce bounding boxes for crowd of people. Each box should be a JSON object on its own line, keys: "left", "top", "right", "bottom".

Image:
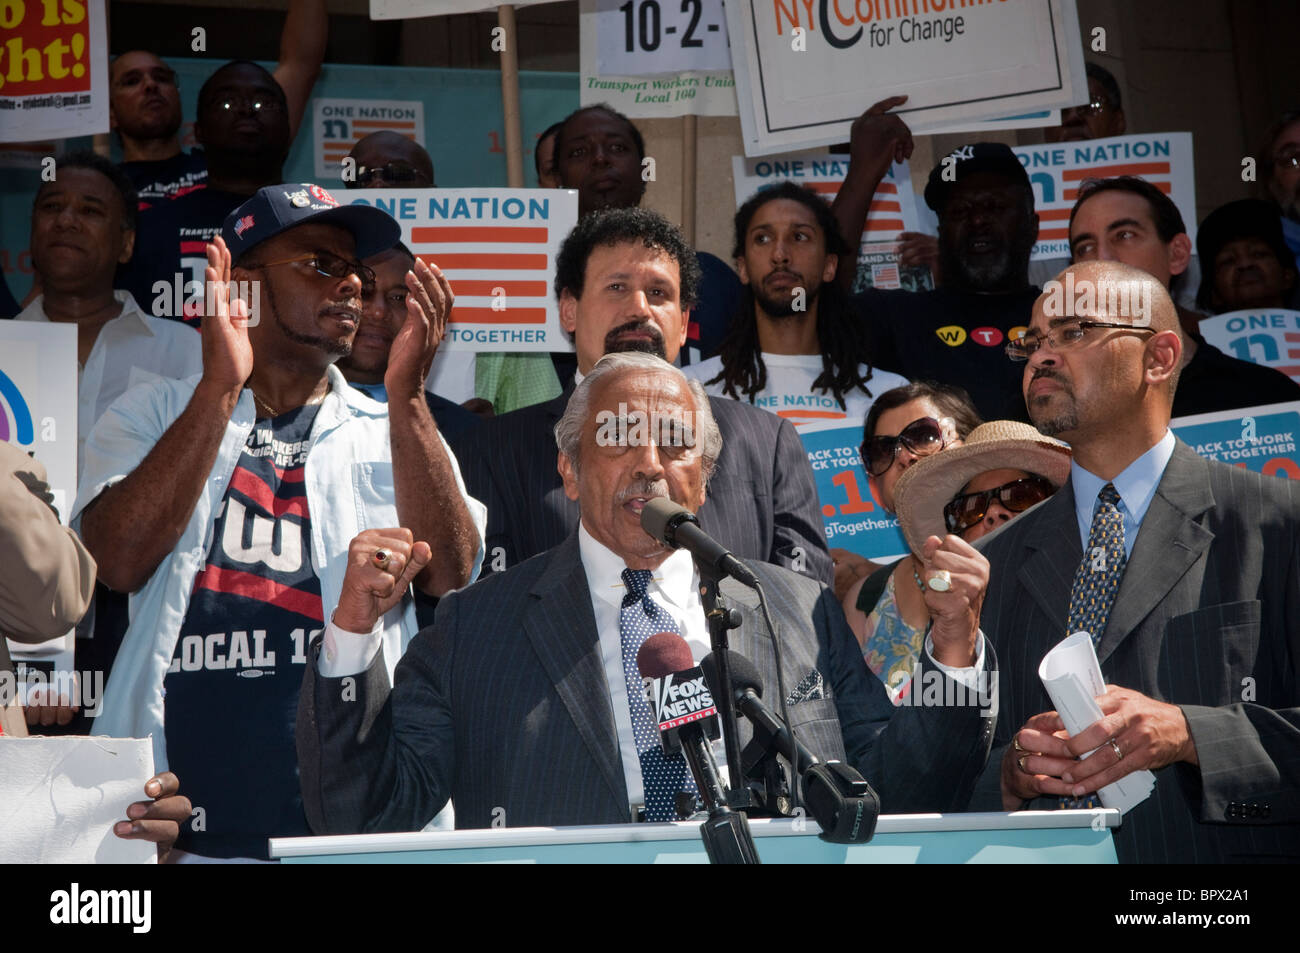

{"left": 2, "top": 35, "right": 1299, "bottom": 867}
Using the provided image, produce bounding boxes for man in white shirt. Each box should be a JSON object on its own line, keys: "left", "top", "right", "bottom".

{"left": 18, "top": 151, "right": 202, "bottom": 474}
{"left": 684, "top": 181, "right": 907, "bottom": 429}
{"left": 298, "top": 352, "right": 995, "bottom": 834}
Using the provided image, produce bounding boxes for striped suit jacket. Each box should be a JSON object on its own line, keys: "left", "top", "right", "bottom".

{"left": 448, "top": 387, "right": 834, "bottom": 586}
{"left": 297, "top": 534, "right": 995, "bottom": 833}
{"left": 970, "top": 440, "right": 1300, "bottom": 862}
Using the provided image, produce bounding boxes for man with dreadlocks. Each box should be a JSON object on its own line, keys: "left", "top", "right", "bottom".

{"left": 684, "top": 182, "right": 908, "bottom": 430}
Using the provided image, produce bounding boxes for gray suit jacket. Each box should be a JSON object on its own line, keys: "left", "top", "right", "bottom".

{"left": 448, "top": 388, "right": 834, "bottom": 586}
{"left": 971, "top": 440, "right": 1300, "bottom": 862}
{"left": 298, "top": 535, "right": 995, "bottom": 833}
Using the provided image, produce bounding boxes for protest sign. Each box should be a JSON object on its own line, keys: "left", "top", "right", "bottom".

{"left": 1197, "top": 310, "right": 1300, "bottom": 385}
{"left": 580, "top": 0, "right": 736, "bottom": 117}
{"left": 312, "top": 97, "right": 425, "bottom": 181}
{"left": 724, "top": 0, "right": 1086, "bottom": 155}
{"left": 731, "top": 152, "right": 931, "bottom": 291}
{"left": 595, "top": 0, "right": 732, "bottom": 75}
{"left": 345, "top": 188, "right": 578, "bottom": 352}
{"left": 800, "top": 420, "right": 907, "bottom": 561}
{"left": 1171, "top": 402, "right": 1300, "bottom": 481}
{"left": 1009, "top": 132, "right": 1197, "bottom": 261}
{"left": 0, "top": 0, "right": 108, "bottom": 141}
{"left": 1, "top": 321, "right": 78, "bottom": 673}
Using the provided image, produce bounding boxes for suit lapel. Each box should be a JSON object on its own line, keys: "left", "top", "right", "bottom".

{"left": 1016, "top": 483, "right": 1083, "bottom": 635}
{"left": 1096, "top": 442, "right": 1215, "bottom": 664}
{"left": 522, "top": 533, "right": 628, "bottom": 808}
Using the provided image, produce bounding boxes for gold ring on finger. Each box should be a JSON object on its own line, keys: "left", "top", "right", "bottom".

{"left": 373, "top": 548, "right": 392, "bottom": 571}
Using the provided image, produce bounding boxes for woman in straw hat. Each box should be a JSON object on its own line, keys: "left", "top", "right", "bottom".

{"left": 841, "top": 382, "right": 982, "bottom": 697}
{"left": 850, "top": 420, "right": 1071, "bottom": 702}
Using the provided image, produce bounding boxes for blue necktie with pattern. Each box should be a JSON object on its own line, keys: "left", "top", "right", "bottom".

{"left": 619, "top": 568, "right": 697, "bottom": 821}
{"left": 1067, "top": 483, "right": 1128, "bottom": 645}
{"left": 1061, "top": 483, "right": 1127, "bottom": 809}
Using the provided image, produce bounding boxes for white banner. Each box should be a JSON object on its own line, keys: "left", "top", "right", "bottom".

{"left": 724, "top": 0, "right": 1086, "bottom": 156}
{"left": 345, "top": 188, "right": 578, "bottom": 352}
{"left": 312, "top": 97, "right": 425, "bottom": 181}
{"left": 580, "top": 0, "right": 737, "bottom": 117}
{"left": 0, "top": 0, "right": 109, "bottom": 141}
{"left": 1198, "top": 310, "right": 1300, "bottom": 385}
{"left": 595, "top": 0, "right": 732, "bottom": 74}
{"left": 1012, "top": 132, "right": 1197, "bottom": 261}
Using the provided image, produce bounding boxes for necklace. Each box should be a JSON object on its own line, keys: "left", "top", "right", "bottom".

{"left": 250, "top": 381, "right": 329, "bottom": 418}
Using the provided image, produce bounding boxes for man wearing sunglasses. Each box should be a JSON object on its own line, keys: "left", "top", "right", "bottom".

{"left": 118, "top": 60, "right": 307, "bottom": 326}
{"left": 110, "top": 0, "right": 325, "bottom": 202}
{"left": 72, "top": 183, "right": 486, "bottom": 860}
{"left": 969, "top": 259, "right": 1300, "bottom": 863}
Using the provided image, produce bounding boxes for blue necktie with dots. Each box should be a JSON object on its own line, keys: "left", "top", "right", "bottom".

{"left": 619, "top": 568, "right": 696, "bottom": 822}
{"left": 1061, "top": 483, "right": 1127, "bottom": 809}
{"left": 1067, "top": 483, "right": 1128, "bottom": 645}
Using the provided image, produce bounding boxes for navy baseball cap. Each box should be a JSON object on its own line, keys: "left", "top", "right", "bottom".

{"left": 923, "top": 142, "right": 1031, "bottom": 214}
{"left": 222, "top": 183, "right": 401, "bottom": 263}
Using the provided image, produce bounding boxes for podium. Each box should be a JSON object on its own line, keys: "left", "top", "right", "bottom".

{"left": 270, "top": 810, "right": 1118, "bottom": 863}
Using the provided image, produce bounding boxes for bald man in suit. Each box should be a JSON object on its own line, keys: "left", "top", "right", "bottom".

{"left": 971, "top": 261, "right": 1300, "bottom": 862}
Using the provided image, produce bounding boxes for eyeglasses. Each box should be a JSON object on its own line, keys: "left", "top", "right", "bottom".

{"left": 944, "top": 475, "right": 1056, "bottom": 535}
{"left": 862, "top": 417, "right": 950, "bottom": 476}
{"left": 1006, "top": 321, "right": 1157, "bottom": 361}
{"left": 353, "top": 162, "right": 431, "bottom": 189}
{"left": 212, "top": 93, "right": 282, "bottom": 112}
{"left": 254, "top": 252, "right": 375, "bottom": 291}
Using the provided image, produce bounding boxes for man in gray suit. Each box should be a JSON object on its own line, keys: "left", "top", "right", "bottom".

{"left": 298, "top": 353, "right": 995, "bottom": 833}
{"left": 973, "top": 260, "right": 1300, "bottom": 862}
{"left": 448, "top": 207, "right": 834, "bottom": 587}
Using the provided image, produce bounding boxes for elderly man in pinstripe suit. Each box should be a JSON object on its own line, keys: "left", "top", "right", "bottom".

{"left": 972, "top": 260, "right": 1300, "bottom": 862}
{"left": 298, "top": 353, "right": 995, "bottom": 833}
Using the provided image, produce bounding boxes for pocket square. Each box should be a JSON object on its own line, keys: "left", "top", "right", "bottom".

{"left": 786, "top": 669, "right": 826, "bottom": 704}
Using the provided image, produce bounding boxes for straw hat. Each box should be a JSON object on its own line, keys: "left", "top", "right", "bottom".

{"left": 893, "top": 420, "right": 1072, "bottom": 555}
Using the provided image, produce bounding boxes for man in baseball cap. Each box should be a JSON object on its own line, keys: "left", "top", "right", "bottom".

{"left": 847, "top": 138, "right": 1042, "bottom": 421}
{"left": 73, "top": 182, "right": 486, "bottom": 860}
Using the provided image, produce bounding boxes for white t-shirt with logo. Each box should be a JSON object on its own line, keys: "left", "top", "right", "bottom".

{"left": 682, "top": 353, "right": 909, "bottom": 431}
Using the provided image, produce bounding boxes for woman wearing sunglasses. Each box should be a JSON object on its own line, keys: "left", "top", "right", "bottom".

{"left": 840, "top": 383, "right": 982, "bottom": 699}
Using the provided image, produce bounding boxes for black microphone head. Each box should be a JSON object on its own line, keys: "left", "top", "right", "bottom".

{"left": 700, "top": 650, "right": 763, "bottom": 698}
{"left": 636, "top": 631, "right": 695, "bottom": 681}
{"left": 640, "top": 497, "right": 698, "bottom": 547}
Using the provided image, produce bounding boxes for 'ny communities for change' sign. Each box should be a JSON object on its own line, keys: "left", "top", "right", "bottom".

{"left": 724, "top": 0, "right": 1086, "bottom": 155}
{"left": 347, "top": 188, "right": 578, "bottom": 353}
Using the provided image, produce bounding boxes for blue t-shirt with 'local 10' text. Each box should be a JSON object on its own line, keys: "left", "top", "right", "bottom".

{"left": 165, "top": 403, "right": 322, "bottom": 859}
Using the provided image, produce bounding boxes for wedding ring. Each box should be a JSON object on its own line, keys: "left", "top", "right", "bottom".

{"left": 373, "top": 548, "right": 392, "bottom": 571}
{"left": 1018, "top": 755, "right": 1029, "bottom": 774}
{"left": 1109, "top": 739, "right": 1123, "bottom": 760}
{"left": 1013, "top": 736, "right": 1026, "bottom": 753}
{"left": 927, "top": 569, "right": 952, "bottom": 592}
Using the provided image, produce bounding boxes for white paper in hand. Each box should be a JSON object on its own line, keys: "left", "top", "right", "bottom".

{"left": 0, "top": 736, "right": 156, "bottom": 864}
{"left": 1038, "top": 632, "right": 1155, "bottom": 814}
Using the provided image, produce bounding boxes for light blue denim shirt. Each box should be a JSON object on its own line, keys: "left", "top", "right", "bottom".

{"left": 1070, "top": 429, "right": 1177, "bottom": 558}
{"left": 73, "top": 364, "right": 486, "bottom": 769}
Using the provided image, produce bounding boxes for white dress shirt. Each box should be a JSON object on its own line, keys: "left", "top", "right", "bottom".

{"left": 18, "top": 291, "right": 203, "bottom": 474}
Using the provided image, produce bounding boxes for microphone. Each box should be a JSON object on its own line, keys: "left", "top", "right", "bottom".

{"left": 640, "top": 498, "right": 760, "bottom": 588}
{"left": 701, "top": 650, "right": 880, "bottom": 845}
{"left": 637, "top": 632, "right": 759, "bottom": 864}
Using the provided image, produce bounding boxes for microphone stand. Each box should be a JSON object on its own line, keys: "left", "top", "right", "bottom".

{"left": 696, "top": 561, "right": 749, "bottom": 811}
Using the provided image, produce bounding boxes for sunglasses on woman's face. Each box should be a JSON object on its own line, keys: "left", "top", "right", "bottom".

{"left": 863, "top": 417, "right": 948, "bottom": 476}
{"left": 944, "top": 475, "right": 1056, "bottom": 534}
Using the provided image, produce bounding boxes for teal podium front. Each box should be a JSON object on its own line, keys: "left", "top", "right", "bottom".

{"left": 270, "top": 810, "right": 1119, "bottom": 864}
